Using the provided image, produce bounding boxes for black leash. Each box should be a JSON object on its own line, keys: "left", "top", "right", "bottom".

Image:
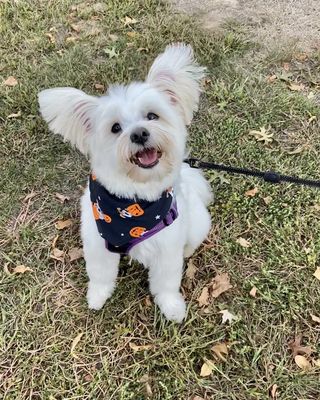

{"left": 184, "top": 158, "right": 320, "bottom": 189}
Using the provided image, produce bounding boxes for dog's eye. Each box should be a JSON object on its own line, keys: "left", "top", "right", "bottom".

{"left": 111, "top": 123, "right": 122, "bottom": 134}
{"left": 147, "top": 112, "right": 159, "bottom": 121}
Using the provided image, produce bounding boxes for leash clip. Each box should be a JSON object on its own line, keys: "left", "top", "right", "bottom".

{"left": 186, "top": 158, "right": 201, "bottom": 168}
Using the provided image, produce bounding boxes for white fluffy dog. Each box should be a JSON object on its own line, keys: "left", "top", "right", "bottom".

{"left": 38, "top": 44, "right": 212, "bottom": 323}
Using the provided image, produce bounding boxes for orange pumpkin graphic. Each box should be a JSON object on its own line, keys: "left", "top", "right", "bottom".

{"left": 92, "top": 202, "right": 112, "bottom": 223}
{"left": 126, "top": 203, "right": 144, "bottom": 217}
{"left": 129, "top": 226, "right": 146, "bottom": 238}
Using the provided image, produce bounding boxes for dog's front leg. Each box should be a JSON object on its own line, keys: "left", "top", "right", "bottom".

{"left": 148, "top": 249, "right": 186, "bottom": 323}
{"left": 84, "top": 242, "right": 120, "bottom": 311}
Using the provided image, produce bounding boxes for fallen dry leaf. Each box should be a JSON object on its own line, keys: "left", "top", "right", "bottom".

{"left": 137, "top": 47, "right": 149, "bottom": 52}
{"left": 71, "top": 23, "right": 81, "bottom": 33}
{"left": 283, "top": 62, "right": 290, "bottom": 71}
{"left": 185, "top": 259, "right": 197, "bottom": 281}
{"left": 50, "top": 248, "right": 65, "bottom": 261}
{"left": 295, "top": 52, "right": 308, "bottom": 62}
{"left": 197, "top": 286, "right": 209, "bottom": 307}
{"left": 289, "top": 334, "right": 313, "bottom": 357}
{"left": 313, "top": 359, "right": 320, "bottom": 367}
{"left": 55, "top": 193, "right": 70, "bottom": 203}
{"left": 104, "top": 47, "right": 119, "bottom": 58}
{"left": 45, "top": 32, "right": 55, "bottom": 43}
{"left": 249, "top": 126, "right": 274, "bottom": 144}
{"left": 313, "top": 267, "right": 320, "bottom": 281}
{"left": 311, "top": 314, "right": 320, "bottom": 324}
{"left": 144, "top": 295, "right": 152, "bottom": 307}
{"left": 23, "top": 191, "right": 37, "bottom": 203}
{"left": 129, "top": 342, "right": 153, "bottom": 352}
{"left": 51, "top": 235, "right": 59, "bottom": 249}
{"left": 288, "top": 83, "right": 305, "bottom": 92}
{"left": 68, "top": 247, "right": 84, "bottom": 262}
{"left": 263, "top": 196, "right": 272, "bottom": 205}
{"left": 210, "top": 273, "right": 233, "bottom": 298}
{"left": 122, "top": 16, "right": 138, "bottom": 26}
{"left": 55, "top": 219, "right": 73, "bottom": 230}
{"left": 236, "top": 237, "right": 251, "bottom": 248}
{"left": 211, "top": 342, "right": 228, "bottom": 362}
{"left": 127, "top": 31, "right": 137, "bottom": 38}
{"left": 192, "top": 397, "right": 205, "bottom": 400}
{"left": 200, "top": 360, "right": 214, "bottom": 377}
{"left": 3, "top": 76, "right": 18, "bottom": 86}
{"left": 286, "top": 145, "right": 307, "bottom": 155}
{"left": 245, "top": 187, "right": 259, "bottom": 197}
{"left": 13, "top": 265, "right": 33, "bottom": 274}
{"left": 270, "top": 384, "right": 278, "bottom": 399}
{"left": 249, "top": 286, "right": 257, "bottom": 297}
{"left": 109, "top": 33, "right": 118, "bottom": 42}
{"left": 65, "top": 36, "right": 77, "bottom": 44}
{"left": 70, "top": 332, "right": 84, "bottom": 355}
{"left": 308, "top": 115, "right": 316, "bottom": 124}
{"left": 219, "top": 309, "right": 237, "bottom": 324}
{"left": 294, "top": 355, "right": 311, "bottom": 370}
{"left": 94, "top": 83, "right": 105, "bottom": 91}
{"left": 7, "top": 111, "right": 21, "bottom": 119}
{"left": 267, "top": 74, "right": 277, "bottom": 83}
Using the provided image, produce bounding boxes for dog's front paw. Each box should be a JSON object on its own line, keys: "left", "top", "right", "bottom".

{"left": 87, "top": 282, "right": 114, "bottom": 310}
{"left": 155, "top": 292, "right": 186, "bottom": 323}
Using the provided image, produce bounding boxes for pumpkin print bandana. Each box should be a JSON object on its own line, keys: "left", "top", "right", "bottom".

{"left": 89, "top": 174, "right": 178, "bottom": 254}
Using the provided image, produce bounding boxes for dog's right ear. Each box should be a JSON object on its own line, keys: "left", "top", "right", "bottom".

{"left": 38, "top": 87, "right": 99, "bottom": 154}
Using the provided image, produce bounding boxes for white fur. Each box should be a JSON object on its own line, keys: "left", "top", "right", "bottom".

{"left": 39, "top": 43, "right": 212, "bottom": 323}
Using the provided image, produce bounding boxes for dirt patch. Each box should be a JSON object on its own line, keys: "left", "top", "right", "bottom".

{"left": 170, "top": 0, "right": 320, "bottom": 53}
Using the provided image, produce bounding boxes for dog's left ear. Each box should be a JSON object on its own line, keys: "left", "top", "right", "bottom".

{"left": 146, "top": 43, "right": 206, "bottom": 125}
{"left": 38, "top": 87, "right": 99, "bottom": 154}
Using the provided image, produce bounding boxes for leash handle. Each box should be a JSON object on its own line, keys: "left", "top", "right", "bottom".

{"left": 184, "top": 158, "right": 320, "bottom": 189}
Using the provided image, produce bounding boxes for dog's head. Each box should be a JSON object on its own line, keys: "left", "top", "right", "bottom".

{"left": 38, "top": 44, "right": 205, "bottom": 194}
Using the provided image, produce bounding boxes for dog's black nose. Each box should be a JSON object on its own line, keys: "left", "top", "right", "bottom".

{"left": 130, "top": 128, "right": 150, "bottom": 145}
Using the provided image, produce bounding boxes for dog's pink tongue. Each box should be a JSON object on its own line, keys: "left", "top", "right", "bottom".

{"left": 137, "top": 149, "right": 158, "bottom": 166}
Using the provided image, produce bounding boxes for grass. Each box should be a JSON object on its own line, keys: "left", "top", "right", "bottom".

{"left": 1, "top": 0, "right": 320, "bottom": 399}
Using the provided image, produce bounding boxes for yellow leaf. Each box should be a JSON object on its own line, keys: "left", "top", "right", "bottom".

{"left": 129, "top": 342, "right": 153, "bottom": 352}
{"left": 211, "top": 342, "right": 228, "bottom": 362}
{"left": 55, "top": 193, "right": 70, "bottom": 203}
{"left": 13, "top": 265, "right": 33, "bottom": 274}
{"left": 122, "top": 16, "right": 138, "bottom": 26}
{"left": 313, "top": 267, "right": 320, "bottom": 281}
{"left": 236, "top": 237, "right": 251, "bottom": 248}
{"left": 249, "top": 286, "right": 257, "bottom": 297}
{"left": 70, "top": 332, "right": 84, "bottom": 356}
{"left": 197, "top": 286, "right": 209, "bottom": 307}
{"left": 245, "top": 187, "right": 259, "bottom": 197}
{"left": 55, "top": 219, "right": 73, "bottom": 230}
{"left": 294, "top": 355, "right": 311, "bottom": 370}
{"left": 311, "top": 314, "right": 320, "bottom": 324}
{"left": 3, "top": 76, "right": 18, "bottom": 86}
{"left": 200, "top": 360, "right": 214, "bottom": 377}
{"left": 68, "top": 247, "right": 83, "bottom": 262}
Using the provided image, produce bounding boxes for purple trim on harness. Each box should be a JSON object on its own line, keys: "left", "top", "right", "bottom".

{"left": 105, "top": 200, "right": 178, "bottom": 254}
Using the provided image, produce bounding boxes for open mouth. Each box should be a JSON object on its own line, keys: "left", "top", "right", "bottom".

{"left": 131, "top": 148, "right": 162, "bottom": 169}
